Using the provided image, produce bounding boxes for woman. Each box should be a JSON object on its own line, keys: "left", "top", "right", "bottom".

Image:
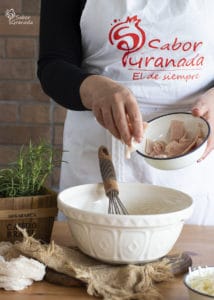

{"left": 38, "top": 0, "right": 214, "bottom": 225}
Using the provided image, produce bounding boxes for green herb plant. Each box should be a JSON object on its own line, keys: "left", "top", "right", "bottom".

{"left": 0, "top": 141, "right": 61, "bottom": 197}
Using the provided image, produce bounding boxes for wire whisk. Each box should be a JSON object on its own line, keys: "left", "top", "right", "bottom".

{"left": 98, "top": 146, "right": 128, "bottom": 215}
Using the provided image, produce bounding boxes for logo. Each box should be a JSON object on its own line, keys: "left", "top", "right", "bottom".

{"left": 5, "top": 8, "right": 33, "bottom": 25}
{"left": 109, "top": 16, "right": 146, "bottom": 67}
{"left": 5, "top": 8, "right": 16, "bottom": 20}
{"left": 108, "top": 15, "right": 204, "bottom": 83}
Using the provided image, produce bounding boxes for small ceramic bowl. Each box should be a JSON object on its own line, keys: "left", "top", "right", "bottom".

{"left": 58, "top": 182, "right": 193, "bottom": 264}
{"left": 184, "top": 267, "right": 214, "bottom": 299}
{"left": 137, "top": 112, "right": 210, "bottom": 170}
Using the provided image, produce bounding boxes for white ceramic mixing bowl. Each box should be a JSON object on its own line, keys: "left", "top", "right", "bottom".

{"left": 58, "top": 183, "right": 193, "bottom": 264}
{"left": 137, "top": 112, "right": 210, "bottom": 170}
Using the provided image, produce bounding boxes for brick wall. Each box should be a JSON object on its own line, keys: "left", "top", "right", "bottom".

{"left": 0, "top": 0, "right": 66, "bottom": 190}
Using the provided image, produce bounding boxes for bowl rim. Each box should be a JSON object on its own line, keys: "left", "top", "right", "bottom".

{"left": 183, "top": 267, "right": 214, "bottom": 299}
{"left": 57, "top": 182, "right": 193, "bottom": 223}
{"left": 137, "top": 112, "right": 210, "bottom": 161}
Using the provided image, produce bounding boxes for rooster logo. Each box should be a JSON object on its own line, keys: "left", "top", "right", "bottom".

{"left": 109, "top": 16, "right": 146, "bottom": 67}
{"left": 5, "top": 8, "right": 16, "bottom": 20}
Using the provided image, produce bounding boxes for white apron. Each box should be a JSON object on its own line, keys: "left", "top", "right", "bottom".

{"left": 60, "top": 0, "right": 214, "bottom": 225}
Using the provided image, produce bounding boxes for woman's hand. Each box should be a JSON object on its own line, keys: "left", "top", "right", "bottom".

{"left": 80, "top": 75, "right": 144, "bottom": 145}
{"left": 192, "top": 87, "right": 214, "bottom": 161}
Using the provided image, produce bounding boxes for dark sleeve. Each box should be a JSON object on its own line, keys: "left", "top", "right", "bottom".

{"left": 37, "top": 0, "right": 92, "bottom": 110}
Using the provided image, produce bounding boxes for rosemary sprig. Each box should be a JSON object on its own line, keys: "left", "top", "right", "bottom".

{"left": 0, "top": 141, "right": 61, "bottom": 197}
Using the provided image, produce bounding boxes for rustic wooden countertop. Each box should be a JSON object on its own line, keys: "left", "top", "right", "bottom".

{"left": 1, "top": 221, "right": 214, "bottom": 300}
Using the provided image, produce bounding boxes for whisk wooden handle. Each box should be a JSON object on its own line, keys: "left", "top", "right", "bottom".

{"left": 98, "top": 146, "right": 119, "bottom": 195}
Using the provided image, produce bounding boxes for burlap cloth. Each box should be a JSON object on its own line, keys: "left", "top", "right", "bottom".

{"left": 5, "top": 227, "right": 191, "bottom": 300}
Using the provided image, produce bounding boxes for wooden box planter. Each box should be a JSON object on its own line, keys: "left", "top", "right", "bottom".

{"left": 0, "top": 189, "right": 58, "bottom": 243}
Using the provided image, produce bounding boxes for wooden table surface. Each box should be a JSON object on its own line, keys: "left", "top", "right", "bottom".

{"left": 1, "top": 221, "right": 214, "bottom": 300}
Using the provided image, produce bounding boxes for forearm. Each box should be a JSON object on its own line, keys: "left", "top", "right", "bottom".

{"left": 38, "top": 59, "right": 91, "bottom": 110}
{"left": 37, "top": 0, "right": 90, "bottom": 111}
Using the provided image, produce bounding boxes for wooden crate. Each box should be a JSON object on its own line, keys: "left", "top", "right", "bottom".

{"left": 0, "top": 190, "right": 58, "bottom": 243}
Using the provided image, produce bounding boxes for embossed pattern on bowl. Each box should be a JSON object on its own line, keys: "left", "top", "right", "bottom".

{"left": 58, "top": 183, "right": 193, "bottom": 264}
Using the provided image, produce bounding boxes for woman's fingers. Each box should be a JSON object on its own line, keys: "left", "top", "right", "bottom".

{"left": 93, "top": 106, "right": 105, "bottom": 128}
{"left": 102, "top": 107, "right": 121, "bottom": 139}
{"left": 198, "top": 140, "right": 213, "bottom": 161}
{"left": 111, "top": 101, "right": 131, "bottom": 144}
{"left": 93, "top": 104, "right": 121, "bottom": 139}
{"left": 125, "top": 100, "right": 143, "bottom": 143}
{"left": 201, "top": 112, "right": 214, "bottom": 160}
{"left": 192, "top": 89, "right": 214, "bottom": 161}
{"left": 80, "top": 75, "right": 144, "bottom": 144}
{"left": 94, "top": 98, "right": 142, "bottom": 145}
{"left": 192, "top": 99, "right": 208, "bottom": 117}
